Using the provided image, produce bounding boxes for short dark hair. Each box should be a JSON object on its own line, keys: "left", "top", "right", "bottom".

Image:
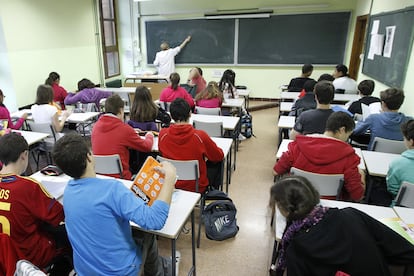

{"left": 318, "top": 73, "right": 335, "bottom": 82}
{"left": 77, "top": 78, "right": 95, "bottom": 91}
{"left": 270, "top": 175, "right": 320, "bottom": 221}
{"left": 314, "top": 81, "right": 334, "bottom": 104}
{"left": 358, "top": 80, "right": 375, "bottom": 96}
{"left": 303, "top": 79, "right": 317, "bottom": 92}
{"left": 0, "top": 133, "right": 29, "bottom": 166}
{"left": 52, "top": 133, "right": 91, "bottom": 179}
{"left": 380, "top": 88, "right": 405, "bottom": 110}
{"left": 170, "top": 98, "right": 190, "bottom": 122}
{"left": 336, "top": 64, "right": 348, "bottom": 76}
{"left": 325, "top": 111, "right": 355, "bottom": 133}
{"left": 401, "top": 119, "right": 414, "bottom": 141}
{"left": 105, "top": 94, "right": 124, "bottom": 115}
{"left": 35, "top": 85, "right": 54, "bottom": 104}
{"left": 302, "top": 64, "right": 314, "bottom": 74}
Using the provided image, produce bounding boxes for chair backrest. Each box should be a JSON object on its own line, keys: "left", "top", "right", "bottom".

{"left": 193, "top": 120, "right": 223, "bottom": 137}
{"left": 158, "top": 101, "right": 171, "bottom": 112}
{"left": 76, "top": 102, "right": 98, "bottom": 112}
{"left": 94, "top": 154, "right": 123, "bottom": 178}
{"left": 195, "top": 106, "right": 221, "bottom": 116}
{"left": 395, "top": 181, "right": 414, "bottom": 208}
{"left": 157, "top": 156, "right": 200, "bottom": 192}
{"left": 290, "top": 167, "right": 344, "bottom": 199}
{"left": 372, "top": 137, "right": 406, "bottom": 154}
{"left": 27, "top": 122, "right": 57, "bottom": 142}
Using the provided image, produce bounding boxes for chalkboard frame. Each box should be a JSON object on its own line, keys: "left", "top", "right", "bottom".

{"left": 144, "top": 11, "right": 351, "bottom": 66}
{"left": 362, "top": 6, "right": 414, "bottom": 88}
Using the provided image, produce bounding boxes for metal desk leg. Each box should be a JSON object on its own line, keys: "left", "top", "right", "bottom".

{"left": 190, "top": 210, "right": 196, "bottom": 276}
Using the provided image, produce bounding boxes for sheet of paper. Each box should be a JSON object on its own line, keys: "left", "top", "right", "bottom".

{"left": 367, "top": 34, "right": 384, "bottom": 60}
{"left": 371, "top": 20, "right": 380, "bottom": 34}
{"left": 383, "top": 25, "right": 396, "bottom": 58}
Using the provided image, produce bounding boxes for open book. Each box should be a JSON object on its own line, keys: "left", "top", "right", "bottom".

{"left": 361, "top": 102, "right": 381, "bottom": 121}
{"left": 381, "top": 217, "right": 414, "bottom": 244}
{"left": 130, "top": 156, "right": 164, "bottom": 206}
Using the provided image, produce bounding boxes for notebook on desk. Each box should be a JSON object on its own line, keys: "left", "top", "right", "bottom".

{"left": 130, "top": 156, "right": 164, "bottom": 206}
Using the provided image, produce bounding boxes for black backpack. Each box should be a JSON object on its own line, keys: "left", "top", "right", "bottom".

{"left": 240, "top": 112, "right": 254, "bottom": 138}
{"left": 202, "top": 190, "right": 239, "bottom": 241}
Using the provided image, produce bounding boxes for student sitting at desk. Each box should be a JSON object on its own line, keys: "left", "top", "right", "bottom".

{"left": 0, "top": 133, "right": 73, "bottom": 274}
{"left": 387, "top": 119, "right": 414, "bottom": 199}
{"left": 353, "top": 88, "right": 412, "bottom": 150}
{"left": 289, "top": 81, "right": 334, "bottom": 140}
{"left": 45, "top": 72, "right": 68, "bottom": 110}
{"left": 0, "top": 88, "right": 28, "bottom": 130}
{"left": 347, "top": 80, "right": 381, "bottom": 118}
{"left": 52, "top": 133, "right": 176, "bottom": 276}
{"left": 160, "top": 73, "right": 195, "bottom": 109}
{"left": 270, "top": 175, "right": 414, "bottom": 276}
{"left": 287, "top": 64, "right": 315, "bottom": 92}
{"left": 64, "top": 78, "right": 112, "bottom": 110}
{"left": 274, "top": 112, "right": 365, "bottom": 201}
{"left": 91, "top": 94, "right": 154, "bottom": 180}
{"left": 289, "top": 79, "right": 317, "bottom": 117}
{"left": 218, "top": 69, "right": 238, "bottom": 99}
{"left": 31, "top": 85, "right": 70, "bottom": 133}
{"left": 187, "top": 67, "right": 206, "bottom": 96}
{"left": 332, "top": 64, "right": 357, "bottom": 94}
{"left": 194, "top": 81, "right": 224, "bottom": 109}
{"left": 159, "top": 98, "right": 224, "bottom": 193}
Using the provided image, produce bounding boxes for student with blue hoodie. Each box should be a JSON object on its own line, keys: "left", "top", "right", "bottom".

{"left": 387, "top": 119, "right": 414, "bottom": 198}
{"left": 353, "top": 88, "right": 412, "bottom": 150}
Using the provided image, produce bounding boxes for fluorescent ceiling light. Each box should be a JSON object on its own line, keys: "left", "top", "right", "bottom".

{"left": 133, "top": 0, "right": 152, "bottom": 2}
{"left": 205, "top": 9, "right": 273, "bottom": 19}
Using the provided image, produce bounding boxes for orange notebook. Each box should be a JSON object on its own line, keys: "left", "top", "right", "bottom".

{"left": 130, "top": 156, "right": 164, "bottom": 206}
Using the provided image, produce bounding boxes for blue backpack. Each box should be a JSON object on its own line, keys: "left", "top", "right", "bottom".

{"left": 240, "top": 113, "right": 254, "bottom": 138}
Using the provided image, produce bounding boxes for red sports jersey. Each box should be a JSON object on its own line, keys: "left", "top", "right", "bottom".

{"left": 0, "top": 174, "right": 64, "bottom": 268}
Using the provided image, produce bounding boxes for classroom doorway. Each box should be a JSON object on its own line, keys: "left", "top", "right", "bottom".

{"left": 348, "top": 15, "right": 369, "bottom": 80}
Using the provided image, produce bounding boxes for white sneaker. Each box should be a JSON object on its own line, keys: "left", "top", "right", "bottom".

{"left": 238, "top": 133, "right": 247, "bottom": 141}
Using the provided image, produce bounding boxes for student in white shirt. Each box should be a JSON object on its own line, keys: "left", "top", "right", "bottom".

{"left": 332, "top": 64, "right": 358, "bottom": 94}
{"left": 153, "top": 36, "right": 191, "bottom": 76}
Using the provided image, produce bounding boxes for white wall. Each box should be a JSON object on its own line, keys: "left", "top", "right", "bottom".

{"left": 355, "top": 0, "right": 414, "bottom": 116}
{"left": 0, "top": 0, "right": 101, "bottom": 109}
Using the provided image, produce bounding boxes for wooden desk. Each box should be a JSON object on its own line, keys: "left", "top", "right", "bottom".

{"left": 14, "top": 130, "right": 49, "bottom": 146}
{"left": 361, "top": 150, "right": 400, "bottom": 177}
{"left": 31, "top": 172, "right": 200, "bottom": 276}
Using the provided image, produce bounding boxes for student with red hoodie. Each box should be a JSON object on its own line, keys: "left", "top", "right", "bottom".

{"left": 273, "top": 111, "right": 365, "bottom": 201}
{"left": 91, "top": 94, "right": 153, "bottom": 180}
{"left": 159, "top": 98, "right": 224, "bottom": 193}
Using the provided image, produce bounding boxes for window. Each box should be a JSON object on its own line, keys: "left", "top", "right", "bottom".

{"left": 99, "top": 0, "right": 120, "bottom": 78}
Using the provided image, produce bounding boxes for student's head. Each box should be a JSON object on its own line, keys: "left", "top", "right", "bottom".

{"left": 169, "top": 73, "right": 180, "bottom": 90}
{"left": 192, "top": 67, "right": 203, "bottom": 76}
{"left": 270, "top": 175, "right": 320, "bottom": 221}
{"left": 302, "top": 64, "right": 313, "bottom": 77}
{"left": 77, "top": 78, "right": 95, "bottom": 91}
{"left": 195, "top": 81, "right": 222, "bottom": 101}
{"left": 333, "top": 64, "right": 348, "bottom": 78}
{"left": 35, "top": 85, "right": 54, "bottom": 104}
{"left": 357, "top": 80, "right": 375, "bottom": 96}
{"left": 104, "top": 94, "right": 124, "bottom": 116}
{"left": 0, "top": 89, "right": 5, "bottom": 106}
{"left": 401, "top": 120, "right": 414, "bottom": 148}
{"left": 170, "top": 98, "right": 190, "bottom": 122}
{"left": 325, "top": 111, "right": 355, "bottom": 141}
{"left": 0, "top": 133, "right": 29, "bottom": 173}
{"left": 380, "top": 88, "right": 405, "bottom": 110}
{"left": 52, "top": 133, "right": 91, "bottom": 179}
{"left": 220, "top": 69, "right": 236, "bottom": 86}
{"left": 45, "top": 72, "right": 60, "bottom": 86}
{"left": 314, "top": 81, "right": 334, "bottom": 104}
{"left": 318, "top": 73, "right": 335, "bottom": 82}
{"left": 130, "top": 86, "right": 158, "bottom": 122}
{"left": 303, "top": 79, "right": 317, "bottom": 93}
{"left": 160, "top": 42, "right": 169, "bottom": 51}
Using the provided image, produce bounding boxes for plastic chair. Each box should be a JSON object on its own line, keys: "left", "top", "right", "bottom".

{"left": 195, "top": 106, "right": 221, "bottom": 116}
{"left": 27, "top": 122, "right": 57, "bottom": 169}
{"left": 94, "top": 154, "right": 123, "bottom": 178}
{"left": 290, "top": 167, "right": 344, "bottom": 200}
{"left": 372, "top": 137, "right": 406, "bottom": 154}
{"left": 395, "top": 181, "right": 414, "bottom": 208}
{"left": 156, "top": 156, "right": 206, "bottom": 248}
{"left": 193, "top": 120, "right": 224, "bottom": 137}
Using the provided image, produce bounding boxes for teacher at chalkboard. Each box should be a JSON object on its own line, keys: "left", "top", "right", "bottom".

{"left": 153, "top": 36, "right": 191, "bottom": 76}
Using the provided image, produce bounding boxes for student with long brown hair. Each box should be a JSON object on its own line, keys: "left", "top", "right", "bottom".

{"left": 194, "top": 81, "right": 223, "bottom": 108}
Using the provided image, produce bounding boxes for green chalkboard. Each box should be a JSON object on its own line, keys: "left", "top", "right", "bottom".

{"left": 362, "top": 7, "right": 414, "bottom": 88}
{"left": 237, "top": 12, "right": 350, "bottom": 64}
{"left": 145, "top": 19, "right": 235, "bottom": 64}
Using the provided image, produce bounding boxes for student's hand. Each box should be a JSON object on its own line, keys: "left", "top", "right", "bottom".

{"left": 22, "top": 113, "right": 28, "bottom": 120}
{"left": 359, "top": 168, "right": 366, "bottom": 189}
{"left": 186, "top": 35, "right": 191, "bottom": 42}
{"left": 62, "top": 110, "right": 72, "bottom": 120}
{"left": 156, "top": 161, "right": 177, "bottom": 187}
{"left": 145, "top": 131, "right": 154, "bottom": 138}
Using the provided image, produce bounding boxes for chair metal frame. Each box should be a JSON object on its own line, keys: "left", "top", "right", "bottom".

{"left": 290, "top": 167, "right": 344, "bottom": 200}
{"left": 94, "top": 154, "right": 123, "bottom": 178}
{"left": 395, "top": 181, "right": 414, "bottom": 208}
{"left": 27, "top": 121, "right": 57, "bottom": 170}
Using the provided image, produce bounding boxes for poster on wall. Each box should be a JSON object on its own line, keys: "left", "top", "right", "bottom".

{"left": 383, "top": 26, "right": 396, "bottom": 58}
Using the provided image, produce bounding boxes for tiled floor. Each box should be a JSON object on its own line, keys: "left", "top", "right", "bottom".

{"left": 157, "top": 105, "right": 279, "bottom": 275}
